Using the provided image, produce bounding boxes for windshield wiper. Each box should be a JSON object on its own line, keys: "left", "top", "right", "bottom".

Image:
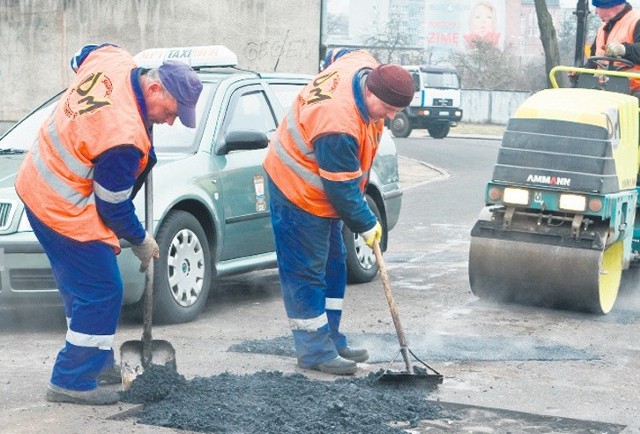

{"left": 0, "top": 148, "right": 27, "bottom": 154}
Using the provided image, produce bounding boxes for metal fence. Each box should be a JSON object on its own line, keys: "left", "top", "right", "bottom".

{"left": 461, "top": 89, "right": 532, "bottom": 125}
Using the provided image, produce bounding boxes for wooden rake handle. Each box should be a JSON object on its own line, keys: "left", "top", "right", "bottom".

{"left": 372, "top": 241, "right": 414, "bottom": 374}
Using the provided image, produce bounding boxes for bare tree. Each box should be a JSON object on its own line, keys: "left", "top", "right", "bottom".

{"left": 534, "top": 0, "right": 567, "bottom": 87}
{"left": 450, "top": 40, "right": 540, "bottom": 90}
{"left": 361, "top": 13, "right": 413, "bottom": 63}
{"left": 557, "top": 8, "right": 599, "bottom": 66}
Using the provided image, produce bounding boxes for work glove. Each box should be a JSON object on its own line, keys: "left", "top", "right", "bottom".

{"left": 360, "top": 221, "right": 382, "bottom": 249}
{"left": 605, "top": 42, "right": 626, "bottom": 57}
{"left": 131, "top": 231, "right": 160, "bottom": 273}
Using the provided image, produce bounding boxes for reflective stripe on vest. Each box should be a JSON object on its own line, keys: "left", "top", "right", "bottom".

{"left": 15, "top": 45, "right": 150, "bottom": 248}
{"left": 31, "top": 116, "right": 95, "bottom": 208}
{"left": 264, "top": 50, "right": 380, "bottom": 217}
{"left": 270, "top": 111, "right": 324, "bottom": 191}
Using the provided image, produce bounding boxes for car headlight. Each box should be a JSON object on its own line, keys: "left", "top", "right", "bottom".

{"left": 502, "top": 187, "right": 530, "bottom": 205}
{"left": 559, "top": 194, "right": 586, "bottom": 212}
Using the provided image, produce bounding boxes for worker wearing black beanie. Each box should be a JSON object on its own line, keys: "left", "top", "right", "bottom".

{"left": 366, "top": 64, "right": 415, "bottom": 108}
{"left": 265, "top": 48, "right": 413, "bottom": 376}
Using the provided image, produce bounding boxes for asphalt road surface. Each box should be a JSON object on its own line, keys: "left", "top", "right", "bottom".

{"left": 1, "top": 131, "right": 640, "bottom": 433}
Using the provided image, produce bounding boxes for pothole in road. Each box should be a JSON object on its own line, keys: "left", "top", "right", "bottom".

{"left": 228, "top": 333, "right": 598, "bottom": 363}
{"left": 113, "top": 365, "right": 625, "bottom": 434}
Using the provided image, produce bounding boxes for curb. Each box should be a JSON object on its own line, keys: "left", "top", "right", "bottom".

{"left": 402, "top": 129, "right": 503, "bottom": 141}
{"left": 448, "top": 134, "right": 502, "bottom": 141}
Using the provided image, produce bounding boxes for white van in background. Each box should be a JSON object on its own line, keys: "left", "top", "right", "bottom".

{"left": 388, "top": 65, "right": 463, "bottom": 139}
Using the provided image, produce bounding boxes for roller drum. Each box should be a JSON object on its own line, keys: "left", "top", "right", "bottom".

{"left": 469, "top": 235, "right": 623, "bottom": 314}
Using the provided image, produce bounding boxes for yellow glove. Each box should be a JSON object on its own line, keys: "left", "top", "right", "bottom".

{"left": 360, "top": 221, "right": 382, "bottom": 248}
{"left": 605, "top": 42, "right": 625, "bottom": 57}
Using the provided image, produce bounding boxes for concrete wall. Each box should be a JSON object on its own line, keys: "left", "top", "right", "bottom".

{"left": 0, "top": 0, "right": 321, "bottom": 123}
{"left": 462, "top": 89, "right": 531, "bottom": 124}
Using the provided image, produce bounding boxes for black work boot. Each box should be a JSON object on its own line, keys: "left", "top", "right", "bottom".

{"left": 45, "top": 383, "right": 119, "bottom": 405}
{"left": 97, "top": 363, "right": 122, "bottom": 385}
{"left": 338, "top": 346, "right": 369, "bottom": 363}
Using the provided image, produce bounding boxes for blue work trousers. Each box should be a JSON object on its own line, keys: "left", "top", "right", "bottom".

{"left": 268, "top": 182, "right": 348, "bottom": 367}
{"left": 26, "top": 208, "right": 122, "bottom": 391}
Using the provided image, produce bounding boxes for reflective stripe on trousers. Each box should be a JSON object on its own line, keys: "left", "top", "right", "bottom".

{"left": 268, "top": 179, "right": 348, "bottom": 367}
{"left": 25, "top": 208, "right": 122, "bottom": 391}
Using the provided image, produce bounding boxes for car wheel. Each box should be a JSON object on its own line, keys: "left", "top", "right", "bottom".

{"left": 344, "top": 196, "right": 386, "bottom": 284}
{"left": 427, "top": 123, "right": 450, "bottom": 139}
{"left": 390, "top": 111, "right": 412, "bottom": 138}
{"left": 153, "top": 210, "right": 212, "bottom": 324}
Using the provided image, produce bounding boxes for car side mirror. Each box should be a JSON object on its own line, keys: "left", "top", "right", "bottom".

{"left": 217, "top": 130, "right": 269, "bottom": 155}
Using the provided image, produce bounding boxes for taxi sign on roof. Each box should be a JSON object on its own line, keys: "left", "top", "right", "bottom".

{"left": 134, "top": 45, "right": 238, "bottom": 69}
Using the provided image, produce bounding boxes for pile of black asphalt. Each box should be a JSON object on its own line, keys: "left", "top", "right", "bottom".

{"left": 117, "top": 364, "right": 626, "bottom": 433}
{"left": 119, "top": 364, "right": 449, "bottom": 434}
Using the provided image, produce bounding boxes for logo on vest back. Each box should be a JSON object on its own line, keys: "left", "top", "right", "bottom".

{"left": 64, "top": 72, "right": 113, "bottom": 119}
{"left": 305, "top": 71, "right": 338, "bottom": 105}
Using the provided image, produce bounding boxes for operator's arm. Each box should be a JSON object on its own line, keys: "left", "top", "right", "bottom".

{"left": 621, "top": 21, "right": 640, "bottom": 64}
{"left": 93, "top": 146, "right": 146, "bottom": 245}
{"left": 314, "top": 133, "right": 377, "bottom": 233}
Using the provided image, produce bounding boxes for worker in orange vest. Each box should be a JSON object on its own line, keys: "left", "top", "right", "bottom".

{"left": 590, "top": 0, "right": 640, "bottom": 95}
{"left": 15, "top": 43, "right": 202, "bottom": 405}
{"left": 264, "top": 48, "right": 414, "bottom": 375}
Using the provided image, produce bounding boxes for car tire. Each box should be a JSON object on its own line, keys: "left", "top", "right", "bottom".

{"left": 390, "top": 111, "right": 412, "bottom": 138}
{"left": 153, "top": 210, "right": 212, "bottom": 324}
{"left": 427, "top": 123, "right": 450, "bottom": 139}
{"left": 344, "top": 195, "right": 386, "bottom": 284}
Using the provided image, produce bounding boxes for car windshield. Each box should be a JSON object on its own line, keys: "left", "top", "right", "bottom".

{"left": 0, "top": 82, "right": 216, "bottom": 153}
{"left": 422, "top": 71, "right": 459, "bottom": 89}
{"left": 0, "top": 95, "right": 59, "bottom": 152}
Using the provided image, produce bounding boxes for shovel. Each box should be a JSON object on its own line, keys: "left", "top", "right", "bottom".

{"left": 120, "top": 172, "right": 176, "bottom": 390}
{"left": 372, "top": 241, "right": 443, "bottom": 386}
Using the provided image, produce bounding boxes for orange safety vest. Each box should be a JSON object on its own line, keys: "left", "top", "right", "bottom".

{"left": 15, "top": 45, "right": 150, "bottom": 249}
{"left": 595, "top": 9, "right": 640, "bottom": 92}
{"left": 263, "top": 51, "right": 383, "bottom": 218}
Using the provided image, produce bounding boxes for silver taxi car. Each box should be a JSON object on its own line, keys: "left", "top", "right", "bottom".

{"left": 0, "top": 46, "right": 402, "bottom": 324}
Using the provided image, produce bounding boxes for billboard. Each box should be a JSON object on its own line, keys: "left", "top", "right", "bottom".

{"left": 424, "top": 0, "right": 506, "bottom": 54}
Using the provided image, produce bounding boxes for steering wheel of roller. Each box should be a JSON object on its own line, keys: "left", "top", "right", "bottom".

{"left": 586, "top": 55, "right": 635, "bottom": 71}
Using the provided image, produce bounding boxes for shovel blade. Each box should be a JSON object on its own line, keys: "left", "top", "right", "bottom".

{"left": 120, "top": 339, "right": 177, "bottom": 390}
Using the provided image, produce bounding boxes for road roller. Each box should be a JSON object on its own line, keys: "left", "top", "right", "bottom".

{"left": 468, "top": 61, "right": 640, "bottom": 314}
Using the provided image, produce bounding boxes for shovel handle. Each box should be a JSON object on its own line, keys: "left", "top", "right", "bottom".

{"left": 142, "top": 172, "right": 154, "bottom": 368}
{"left": 373, "top": 241, "right": 413, "bottom": 374}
